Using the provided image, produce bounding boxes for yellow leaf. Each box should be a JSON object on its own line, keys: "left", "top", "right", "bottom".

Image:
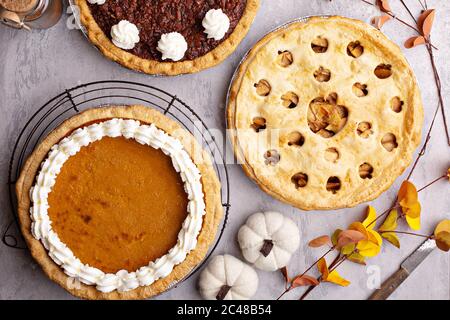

{"left": 317, "top": 257, "right": 350, "bottom": 286}
{"left": 406, "top": 214, "right": 421, "bottom": 231}
{"left": 325, "top": 270, "right": 351, "bottom": 287}
{"left": 381, "top": 232, "right": 400, "bottom": 248}
{"left": 347, "top": 252, "right": 366, "bottom": 265}
{"left": 403, "top": 202, "right": 421, "bottom": 219}
{"left": 368, "top": 229, "right": 383, "bottom": 246}
{"left": 398, "top": 180, "right": 418, "bottom": 207}
{"left": 341, "top": 243, "right": 356, "bottom": 255}
{"left": 363, "top": 206, "right": 377, "bottom": 229}
{"left": 379, "top": 209, "right": 398, "bottom": 232}
{"left": 317, "top": 257, "right": 329, "bottom": 279}
{"left": 357, "top": 240, "right": 381, "bottom": 257}
{"left": 434, "top": 220, "right": 450, "bottom": 236}
{"left": 331, "top": 229, "right": 342, "bottom": 246}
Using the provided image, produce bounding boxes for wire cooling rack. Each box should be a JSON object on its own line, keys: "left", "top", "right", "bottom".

{"left": 2, "top": 80, "right": 231, "bottom": 283}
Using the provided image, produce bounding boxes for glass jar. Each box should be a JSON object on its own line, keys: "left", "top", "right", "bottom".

{"left": 0, "top": 0, "right": 62, "bottom": 30}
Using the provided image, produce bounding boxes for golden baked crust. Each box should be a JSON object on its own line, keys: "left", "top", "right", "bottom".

{"left": 227, "top": 16, "right": 423, "bottom": 210}
{"left": 75, "top": 0, "right": 260, "bottom": 76}
{"left": 16, "top": 105, "right": 223, "bottom": 299}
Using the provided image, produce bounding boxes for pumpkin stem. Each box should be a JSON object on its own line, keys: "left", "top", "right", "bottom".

{"left": 216, "top": 285, "right": 232, "bottom": 300}
{"left": 260, "top": 239, "right": 274, "bottom": 257}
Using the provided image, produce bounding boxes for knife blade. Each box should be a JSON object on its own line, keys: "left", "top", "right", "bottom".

{"left": 368, "top": 238, "right": 436, "bottom": 300}
{"left": 401, "top": 238, "right": 437, "bottom": 273}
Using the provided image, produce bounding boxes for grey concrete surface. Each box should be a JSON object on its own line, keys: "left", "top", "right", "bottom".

{"left": 0, "top": 0, "right": 449, "bottom": 300}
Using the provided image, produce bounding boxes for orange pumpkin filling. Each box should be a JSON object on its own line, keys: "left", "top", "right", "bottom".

{"left": 47, "top": 136, "right": 189, "bottom": 274}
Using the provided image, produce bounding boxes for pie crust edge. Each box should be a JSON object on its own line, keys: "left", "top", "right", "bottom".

{"left": 75, "top": 0, "right": 260, "bottom": 76}
{"left": 227, "top": 16, "right": 424, "bottom": 211}
{"left": 16, "top": 105, "right": 223, "bottom": 299}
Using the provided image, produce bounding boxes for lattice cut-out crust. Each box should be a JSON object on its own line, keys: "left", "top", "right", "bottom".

{"left": 227, "top": 16, "right": 423, "bottom": 210}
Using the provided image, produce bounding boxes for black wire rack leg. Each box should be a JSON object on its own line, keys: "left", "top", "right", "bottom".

{"left": 2, "top": 219, "right": 26, "bottom": 249}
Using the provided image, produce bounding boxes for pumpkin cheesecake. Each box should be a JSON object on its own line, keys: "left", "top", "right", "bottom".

{"left": 16, "top": 105, "right": 222, "bottom": 299}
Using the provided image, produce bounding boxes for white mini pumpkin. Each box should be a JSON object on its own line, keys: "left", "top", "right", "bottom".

{"left": 238, "top": 211, "right": 300, "bottom": 271}
{"left": 198, "top": 254, "right": 258, "bottom": 300}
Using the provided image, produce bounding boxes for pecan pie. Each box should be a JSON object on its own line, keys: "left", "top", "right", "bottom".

{"left": 16, "top": 106, "right": 222, "bottom": 299}
{"left": 227, "top": 16, "right": 423, "bottom": 210}
{"left": 75, "top": 0, "right": 260, "bottom": 75}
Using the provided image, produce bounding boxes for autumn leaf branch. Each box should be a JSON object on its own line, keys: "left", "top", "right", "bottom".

{"left": 277, "top": 170, "right": 449, "bottom": 300}
{"left": 397, "top": 1, "right": 450, "bottom": 147}
{"left": 363, "top": 0, "right": 449, "bottom": 145}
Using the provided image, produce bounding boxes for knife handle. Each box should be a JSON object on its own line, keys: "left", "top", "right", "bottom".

{"left": 368, "top": 267, "right": 409, "bottom": 300}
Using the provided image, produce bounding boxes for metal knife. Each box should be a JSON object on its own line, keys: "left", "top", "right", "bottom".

{"left": 368, "top": 238, "right": 436, "bottom": 300}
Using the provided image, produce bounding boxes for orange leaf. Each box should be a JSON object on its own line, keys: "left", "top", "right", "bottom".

{"left": 398, "top": 180, "right": 419, "bottom": 208}
{"left": 291, "top": 275, "right": 319, "bottom": 288}
{"left": 376, "top": 0, "right": 392, "bottom": 13}
{"left": 434, "top": 220, "right": 450, "bottom": 252}
{"left": 308, "top": 235, "right": 331, "bottom": 248}
{"left": 435, "top": 231, "right": 450, "bottom": 252}
{"left": 337, "top": 229, "right": 366, "bottom": 248}
{"left": 404, "top": 36, "right": 426, "bottom": 49}
{"left": 434, "top": 219, "right": 450, "bottom": 235}
{"left": 349, "top": 222, "right": 369, "bottom": 238}
{"left": 418, "top": 9, "right": 435, "bottom": 37}
{"left": 317, "top": 257, "right": 329, "bottom": 279}
{"left": 280, "top": 266, "right": 289, "bottom": 284}
{"left": 372, "top": 15, "right": 391, "bottom": 30}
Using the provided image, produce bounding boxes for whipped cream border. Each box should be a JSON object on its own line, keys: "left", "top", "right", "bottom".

{"left": 29, "top": 118, "right": 206, "bottom": 293}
